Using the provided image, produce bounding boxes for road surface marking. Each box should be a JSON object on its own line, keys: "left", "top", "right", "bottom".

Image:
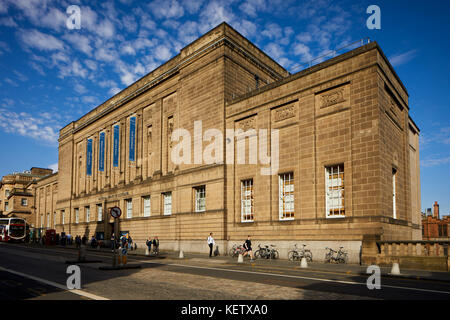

{"left": 139, "top": 260, "right": 450, "bottom": 295}
{"left": 0, "top": 266, "right": 109, "bottom": 300}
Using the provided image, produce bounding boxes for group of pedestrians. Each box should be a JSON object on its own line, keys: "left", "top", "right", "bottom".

{"left": 207, "top": 233, "right": 254, "bottom": 261}
{"left": 146, "top": 236, "right": 160, "bottom": 255}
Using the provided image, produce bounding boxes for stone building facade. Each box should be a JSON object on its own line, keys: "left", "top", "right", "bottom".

{"left": 0, "top": 167, "right": 53, "bottom": 225}
{"left": 33, "top": 23, "right": 421, "bottom": 262}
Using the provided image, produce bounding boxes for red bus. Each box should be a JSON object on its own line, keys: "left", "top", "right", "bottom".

{"left": 0, "top": 218, "right": 27, "bottom": 242}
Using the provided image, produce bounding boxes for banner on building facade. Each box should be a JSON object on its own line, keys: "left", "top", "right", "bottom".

{"left": 86, "top": 138, "right": 93, "bottom": 176}
{"left": 129, "top": 116, "right": 136, "bottom": 162}
{"left": 99, "top": 131, "right": 105, "bottom": 172}
{"left": 113, "top": 124, "right": 119, "bottom": 167}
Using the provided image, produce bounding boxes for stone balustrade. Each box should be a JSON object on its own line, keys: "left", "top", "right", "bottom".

{"left": 362, "top": 240, "right": 450, "bottom": 271}
{"left": 377, "top": 240, "right": 449, "bottom": 258}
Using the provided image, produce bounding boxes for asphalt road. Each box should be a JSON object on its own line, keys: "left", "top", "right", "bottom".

{"left": 1, "top": 242, "right": 450, "bottom": 300}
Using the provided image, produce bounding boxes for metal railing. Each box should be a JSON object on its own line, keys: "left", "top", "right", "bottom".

{"left": 289, "top": 38, "right": 371, "bottom": 74}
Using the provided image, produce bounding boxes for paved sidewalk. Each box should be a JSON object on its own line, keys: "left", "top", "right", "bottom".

{"left": 23, "top": 242, "right": 450, "bottom": 283}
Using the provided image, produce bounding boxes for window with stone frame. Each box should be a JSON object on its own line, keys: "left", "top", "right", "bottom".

{"left": 241, "top": 179, "right": 254, "bottom": 222}
{"left": 279, "top": 172, "right": 294, "bottom": 220}
{"left": 163, "top": 192, "right": 172, "bottom": 215}
{"left": 75, "top": 208, "right": 79, "bottom": 224}
{"left": 143, "top": 196, "right": 151, "bottom": 217}
{"left": 194, "top": 186, "right": 206, "bottom": 212}
{"left": 85, "top": 206, "right": 90, "bottom": 222}
{"left": 325, "top": 164, "right": 345, "bottom": 217}
{"left": 97, "top": 204, "right": 103, "bottom": 221}
{"left": 126, "top": 199, "right": 132, "bottom": 219}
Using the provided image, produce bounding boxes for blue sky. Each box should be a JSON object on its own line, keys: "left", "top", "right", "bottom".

{"left": 0, "top": 0, "right": 449, "bottom": 214}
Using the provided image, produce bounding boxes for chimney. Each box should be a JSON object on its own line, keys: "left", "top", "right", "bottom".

{"left": 433, "top": 201, "right": 440, "bottom": 219}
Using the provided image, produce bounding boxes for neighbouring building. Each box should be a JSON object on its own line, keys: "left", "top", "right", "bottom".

{"left": 422, "top": 201, "right": 449, "bottom": 240}
{"left": 0, "top": 167, "right": 53, "bottom": 225}
{"left": 27, "top": 23, "right": 421, "bottom": 262}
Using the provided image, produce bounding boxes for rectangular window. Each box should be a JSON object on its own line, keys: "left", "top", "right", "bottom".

{"left": 22, "top": 198, "right": 28, "bottom": 206}
{"left": 438, "top": 225, "right": 444, "bottom": 237}
{"left": 5, "top": 201, "right": 8, "bottom": 211}
{"left": 279, "top": 173, "right": 294, "bottom": 220}
{"left": 392, "top": 168, "right": 397, "bottom": 219}
{"left": 75, "top": 208, "right": 79, "bottom": 224}
{"left": 194, "top": 186, "right": 206, "bottom": 212}
{"left": 5, "top": 190, "right": 10, "bottom": 197}
{"left": 163, "top": 192, "right": 172, "bottom": 215}
{"left": 53, "top": 212, "right": 56, "bottom": 228}
{"left": 85, "top": 206, "right": 90, "bottom": 222}
{"left": 47, "top": 213, "right": 50, "bottom": 228}
{"left": 325, "top": 164, "right": 345, "bottom": 218}
{"left": 126, "top": 199, "right": 132, "bottom": 219}
{"left": 143, "top": 196, "right": 151, "bottom": 217}
{"left": 97, "top": 204, "right": 103, "bottom": 221}
{"left": 40, "top": 215, "right": 43, "bottom": 228}
{"left": 62, "top": 210, "right": 65, "bottom": 225}
{"left": 241, "top": 179, "right": 254, "bottom": 222}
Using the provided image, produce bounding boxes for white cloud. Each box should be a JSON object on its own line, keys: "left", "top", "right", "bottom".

{"left": 63, "top": 34, "right": 93, "bottom": 56}
{"left": 154, "top": 45, "right": 172, "bottom": 61}
{"left": 13, "top": 70, "right": 28, "bottom": 81}
{"left": 239, "top": 0, "right": 266, "bottom": 17}
{"left": 96, "top": 19, "right": 116, "bottom": 39}
{"left": 74, "top": 84, "right": 87, "bottom": 94}
{"left": 181, "top": 0, "right": 204, "bottom": 14}
{"left": 148, "top": 0, "right": 185, "bottom": 19}
{"left": 18, "top": 29, "right": 65, "bottom": 51}
{"left": 421, "top": 157, "right": 450, "bottom": 168}
{"left": 4, "top": 78, "right": 19, "bottom": 87}
{"left": 389, "top": 50, "right": 417, "bottom": 67}
{"left": 0, "top": 16, "right": 18, "bottom": 27}
{"left": 0, "top": 107, "right": 60, "bottom": 145}
{"left": 48, "top": 163, "right": 58, "bottom": 172}
{"left": 293, "top": 43, "right": 313, "bottom": 62}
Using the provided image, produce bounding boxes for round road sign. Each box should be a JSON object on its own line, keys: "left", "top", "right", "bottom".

{"left": 110, "top": 206, "right": 121, "bottom": 218}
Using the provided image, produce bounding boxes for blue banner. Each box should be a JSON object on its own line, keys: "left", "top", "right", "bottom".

{"left": 86, "top": 138, "right": 93, "bottom": 176}
{"left": 129, "top": 116, "right": 136, "bottom": 161}
{"left": 99, "top": 132, "right": 105, "bottom": 172}
{"left": 113, "top": 125, "right": 119, "bottom": 167}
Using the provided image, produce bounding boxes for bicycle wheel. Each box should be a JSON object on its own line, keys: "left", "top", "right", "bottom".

{"left": 325, "top": 252, "right": 331, "bottom": 263}
{"left": 229, "top": 248, "right": 236, "bottom": 257}
{"left": 254, "top": 250, "right": 261, "bottom": 259}
{"left": 305, "top": 251, "right": 313, "bottom": 262}
{"left": 288, "top": 251, "right": 297, "bottom": 261}
{"left": 271, "top": 250, "right": 279, "bottom": 259}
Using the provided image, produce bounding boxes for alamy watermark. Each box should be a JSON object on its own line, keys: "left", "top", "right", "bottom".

{"left": 366, "top": 265, "right": 381, "bottom": 289}
{"left": 366, "top": 5, "right": 381, "bottom": 30}
{"left": 66, "top": 5, "right": 81, "bottom": 30}
{"left": 170, "top": 121, "right": 279, "bottom": 176}
{"left": 66, "top": 265, "right": 81, "bottom": 289}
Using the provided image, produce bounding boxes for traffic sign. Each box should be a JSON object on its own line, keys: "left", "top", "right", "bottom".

{"left": 110, "top": 206, "right": 121, "bottom": 218}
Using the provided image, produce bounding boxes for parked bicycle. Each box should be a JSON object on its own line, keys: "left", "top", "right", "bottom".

{"left": 229, "top": 244, "right": 246, "bottom": 258}
{"left": 324, "top": 246, "right": 348, "bottom": 264}
{"left": 254, "top": 244, "right": 279, "bottom": 259}
{"left": 288, "top": 244, "right": 313, "bottom": 262}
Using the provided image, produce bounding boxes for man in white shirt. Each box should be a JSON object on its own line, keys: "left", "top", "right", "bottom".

{"left": 207, "top": 232, "right": 215, "bottom": 258}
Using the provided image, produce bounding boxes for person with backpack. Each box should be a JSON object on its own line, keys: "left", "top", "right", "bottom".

{"left": 207, "top": 233, "right": 215, "bottom": 258}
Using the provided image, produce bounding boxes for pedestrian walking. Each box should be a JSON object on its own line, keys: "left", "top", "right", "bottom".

{"left": 242, "top": 235, "right": 254, "bottom": 261}
{"left": 207, "top": 233, "right": 215, "bottom": 258}
{"left": 152, "top": 236, "right": 159, "bottom": 255}
{"left": 111, "top": 233, "right": 115, "bottom": 252}
{"left": 146, "top": 237, "right": 152, "bottom": 253}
